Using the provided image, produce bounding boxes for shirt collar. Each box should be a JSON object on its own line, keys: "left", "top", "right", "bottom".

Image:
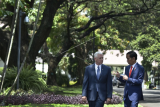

{"left": 95, "top": 63, "right": 101, "bottom": 69}
{"left": 131, "top": 62, "right": 137, "bottom": 68}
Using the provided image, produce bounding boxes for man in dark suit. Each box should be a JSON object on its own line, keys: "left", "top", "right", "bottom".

{"left": 82, "top": 52, "right": 112, "bottom": 107}
{"left": 116, "top": 51, "right": 144, "bottom": 107}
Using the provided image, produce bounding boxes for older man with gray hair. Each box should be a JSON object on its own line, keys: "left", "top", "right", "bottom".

{"left": 82, "top": 51, "right": 112, "bottom": 107}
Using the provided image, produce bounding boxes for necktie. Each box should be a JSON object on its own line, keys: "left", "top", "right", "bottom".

{"left": 97, "top": 66, "right": 100, "bottom": 79}
{"left": 129, "top": 66, "right": 133, "bottom": 77}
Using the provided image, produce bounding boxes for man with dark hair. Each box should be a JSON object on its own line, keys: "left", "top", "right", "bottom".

{"left": 116, "top": 51, "right": 144, "bottom": 107}
{"left": 82, "top": 52, "right": 112, "bottom": 107}
{"left": 127, "top": 51, "right": 137, "bottom": 60}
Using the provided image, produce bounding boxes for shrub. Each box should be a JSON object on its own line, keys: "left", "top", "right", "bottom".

{"left": 36, "top": 70, "right": 47, "bottom": 78}
{"left": 0, "top": 93, "right": 122, "bottom": 105}
{"left": 0, "top": 87, "right": 35, "bottom": 96}
{"left": 3, "top": 65, "right": 47, "bottom": 93}
{"left": 106, "top": 94, "right": 123, "bottom": 104}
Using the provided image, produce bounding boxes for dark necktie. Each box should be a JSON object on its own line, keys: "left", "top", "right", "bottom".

{"left": 97, "top": 66, "right": 100, "bottom": 79}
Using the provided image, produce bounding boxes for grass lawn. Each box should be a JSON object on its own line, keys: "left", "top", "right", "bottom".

{"left": 47, "top": 85, "right": 82, "bottom": 96}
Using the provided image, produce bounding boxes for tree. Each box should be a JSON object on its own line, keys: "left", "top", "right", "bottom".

{"left": 0, "top": 0, "right": 159, "bottom": 85}
{"left": 131, "top": 25, "right": 160, "bottom": 81}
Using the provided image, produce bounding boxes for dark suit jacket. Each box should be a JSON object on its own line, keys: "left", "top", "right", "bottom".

{"left": 119, "top": 63, "right": 144, "bottom": 101}
{"left": 82, "top": 64, "right": 112, "bottom": 101}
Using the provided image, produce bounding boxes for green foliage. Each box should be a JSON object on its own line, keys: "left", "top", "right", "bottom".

{"left": 145, "top": 81, "right": 151, "bottom": 86}
{"left": 47, "top": 0, "right": 132, "bottom": 55}
{"left": 0, "top": 87, "right": 35, "bottom": 96}
{"left": 58, "top": 57, "right": 70, "bottom": 71}
{"left": 141, "top": 58, "right": 152, "bottom": 71}
{"left": 3, "top": 65, "right": 47, "bottom": 93}
{"left": 98, "top": 26, "right": 128, "bottom": 51}
{"left": 36, "top": 69, "right": 46, "bottom": 78}
{"left": 0, "top": 10, "right": 13, "bottom": 16}
{"left": 131, "top": 25, "right": 160, "bottom": 63}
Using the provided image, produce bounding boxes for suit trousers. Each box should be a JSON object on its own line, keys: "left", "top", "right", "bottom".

{"left": 88, "top": 93, "right": 105, "bottom": 107}
{"left": 124, "top": 94, "right": 139, "bottom": 107}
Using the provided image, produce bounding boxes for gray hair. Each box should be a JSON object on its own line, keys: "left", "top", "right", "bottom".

{"left": 94, "top": 52, "right": 103, "bottom": 58}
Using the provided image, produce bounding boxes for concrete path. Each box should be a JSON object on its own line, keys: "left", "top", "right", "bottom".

{"left": 113, "top": 86, "right": 160, "bottom": 107}
{"left": 139, "top": 89, "right": 160, "bottom": 107}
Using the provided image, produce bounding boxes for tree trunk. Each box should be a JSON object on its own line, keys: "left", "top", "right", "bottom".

{"left": 47, "top": 56, "right": 57, "bottom": 85}
{"left": 144, "top": 70, "right": 148, "bottom": 82}
{"left": 75, "top": 44, "right": 89, "bottom": 85}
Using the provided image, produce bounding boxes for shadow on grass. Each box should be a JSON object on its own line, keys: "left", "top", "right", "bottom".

{"left": 44, "top": 85, "right": 82, "bottom": 96}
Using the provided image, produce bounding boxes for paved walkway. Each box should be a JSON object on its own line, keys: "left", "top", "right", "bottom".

{"left": 139, "top": 89, "right": 160, "bottom": 107}
{"left": 113, "top": 86, "right": 160, "bottom": 107}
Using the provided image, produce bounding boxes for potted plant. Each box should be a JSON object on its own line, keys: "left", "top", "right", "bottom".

{"left": 156, "top": 81, "right": 160, "bottom": 89}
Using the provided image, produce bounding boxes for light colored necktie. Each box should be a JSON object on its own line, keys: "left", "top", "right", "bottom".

{"left": 97, "top": 66, "right": 100, "bottom": 79}
{"left": 129, "top": 66, "right": 133, "bottom": 77}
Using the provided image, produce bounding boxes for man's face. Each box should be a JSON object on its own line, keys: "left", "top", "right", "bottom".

{"left": 94, "top": 54, "right": 103, "bottom": 65}
{"left": 126, "top": 54, "right": 135, "bottom": 65}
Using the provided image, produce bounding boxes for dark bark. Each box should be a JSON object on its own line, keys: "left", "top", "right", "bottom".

{"left": 75, "top": 41, "right": 92, "bottom": 85}
{"left": 38, "top": 35, "right": 73, "bottom": 85}
{"left": 75, "top": 46, "right": 87, "bottom": 85}
{"left": 144, "top": 71, "right": 148, "bottom": 82}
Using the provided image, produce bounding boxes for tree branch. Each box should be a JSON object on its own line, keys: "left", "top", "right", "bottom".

{"left": 78, "top": 18, "right": 107, "bottom": 39}
{"left": 75, "top": 2, "right": 156, "bottom": 37}
{"left": 141, "top": 0, "right": 149, "bottom": 9}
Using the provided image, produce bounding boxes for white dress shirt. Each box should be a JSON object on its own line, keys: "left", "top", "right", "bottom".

{"left": 129, "top": 62, "right": 137, "bottom": 72}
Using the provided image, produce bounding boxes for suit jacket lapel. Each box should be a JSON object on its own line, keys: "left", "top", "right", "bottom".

{"left": 99, "top": 64, "right": 104, "bottom": 80}
{"left": 130, "top": 63, "right": 138, "bottom": 77}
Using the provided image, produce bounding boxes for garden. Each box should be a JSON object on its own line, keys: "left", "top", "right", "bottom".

{"left": 1, "top": 0, "right": 159, "bottom": 106}
{"left": 0, "top": 66, "right": 127, "bottom": 107}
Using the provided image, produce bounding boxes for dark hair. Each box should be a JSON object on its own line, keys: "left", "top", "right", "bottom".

{"left": 127, "top": 51, "right": 137, "bottom": 60}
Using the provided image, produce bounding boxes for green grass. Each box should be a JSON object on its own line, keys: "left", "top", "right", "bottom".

{"left": 46, "top": 85, "right": 82, "bottom": 96}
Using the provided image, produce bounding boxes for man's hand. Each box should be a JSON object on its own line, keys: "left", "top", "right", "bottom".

{"left": 82, "top": 96, "right": 87, "bottom": 102}
{"left": 123, "top": 75, "right": 128, "bottom": 80}
{"left": 115, "top": 71, "right": 120, "bottom": 78}
{"left": 106, "top": 98, "right": 111, "bottom": 104}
